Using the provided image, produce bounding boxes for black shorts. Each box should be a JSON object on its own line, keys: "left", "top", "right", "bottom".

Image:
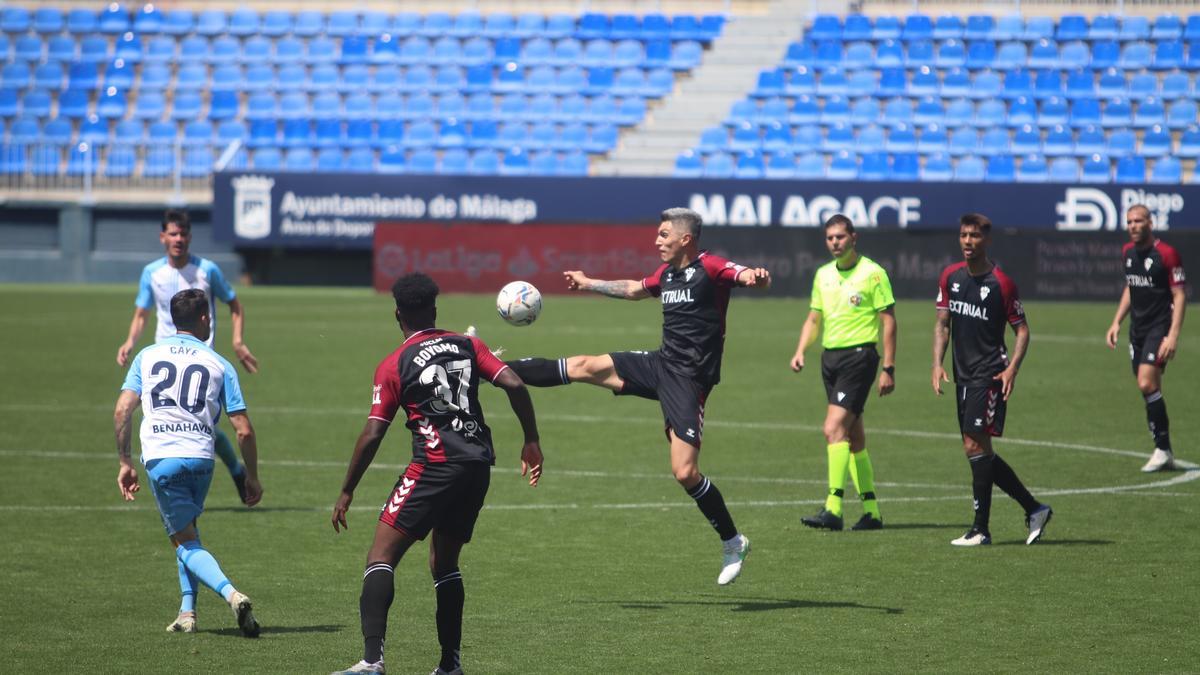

{"left": 956, "top": 383, "right": 1006, "bottom": 437}
{"left": 1129, "top": 330, "right": 1169, "bottom": 375}
{"left": 378, "top": 461, "right": 491, "bottom": 542}
{"left": 820, "top": 344, "right": 879, "bottom": 415}
{"left": 610, "top": 350, "right": 709, "bottom": 448}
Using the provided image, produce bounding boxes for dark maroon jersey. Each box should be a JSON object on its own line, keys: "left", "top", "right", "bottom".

{"left": 1123, "top": 239, "right": 1186, "bottom": 337}
{"left": 641, "top": 250, "right": 746, "bottom": 387}
{"left": 368, "top": 328, "right": 509, "bottom": 464}
{"left": 936, "top": 262, "right": 1026, "bottom": 386}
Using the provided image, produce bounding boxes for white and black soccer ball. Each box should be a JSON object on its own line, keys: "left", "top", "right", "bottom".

{"left": 496, "top": 281, "right": 542, "bottom": 326}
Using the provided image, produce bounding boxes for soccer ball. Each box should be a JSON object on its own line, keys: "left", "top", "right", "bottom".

{"left": 496, "top": 281, "right": 542, "bottom": 326}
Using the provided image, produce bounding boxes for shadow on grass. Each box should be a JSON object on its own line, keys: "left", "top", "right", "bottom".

{"left": 585, "top": 595, "right": 903, "bottom": 615}
{"left": 208, "top": 624, "right": 344, "bottom": 637}
{"left": 995, "top": 539, "right": 1114, "bottom": 547}
{"left": 870, "top": 523, "right": 960, "bottom": 530}
{"left": 204, "top": 506, "right": 322, "bottom": 514}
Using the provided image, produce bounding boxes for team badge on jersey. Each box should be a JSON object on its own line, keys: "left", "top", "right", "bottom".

{"left": 1145, "top": 258, "right": 1154, "bottom": 271}
{"left": 685, "top": 268, "right": 695, "bottom": 281}
{"left": 372, "top": 384, "right": 382, "bottom": 405}
{"left": 1173, "top": 268, "right": 1186, "bottom": 283}
{"left": 980, "top": 286, "right": 990, "bottom": 301}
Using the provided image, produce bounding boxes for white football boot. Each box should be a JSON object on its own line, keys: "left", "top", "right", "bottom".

{"left": 717, "top": 534, "right": 750, "bottom": 585}
{"left": 165, "top": 612, "right": 196, "bottom": 633}
{"left": 331, "top": 660, "right": 385, "bottom": 675}
{"left": 1141, "top": 448, "right": 1177, "bottom": 473}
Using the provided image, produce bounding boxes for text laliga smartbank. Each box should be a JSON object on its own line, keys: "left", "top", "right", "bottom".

{"left": 688, "top": 193, "right": 922, "bottom": 227}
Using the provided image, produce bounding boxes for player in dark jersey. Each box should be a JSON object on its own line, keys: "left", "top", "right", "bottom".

{"left": 932, "top": 213, "right": 1052, "bottom": 548}
{"left": 1105, "top": 204, "right": 1188, "bottom": 472}
{"left": 330, "top": 273, "right": 543, "bottom": 675}
{"left": 504, "top": 207, "right": 770, "bottom": 586}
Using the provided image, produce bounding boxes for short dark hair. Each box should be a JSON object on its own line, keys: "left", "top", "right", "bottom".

{"left": 392, "top": 272, "right": 439, "bottom": 314}
{"left": 660, "top": 207, "right": 702, "bottom": 241}
{"left": 1127, "top": 204, "right": 1152, "bottom": 221}
{"left": 170, "top": 289, "right": 209, "bottom": 333}
{"left": 959, "top": 213, "right": 992, "bottom": 234}
{"left": 823, "top": 214, "right": 855, "bottom": 233}
{"left": 162, "top": 209, "right": 191, "bottom": 232}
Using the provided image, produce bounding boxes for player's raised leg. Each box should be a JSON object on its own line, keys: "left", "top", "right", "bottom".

{"left": 847, "top": 416, "right": 883, "bottom": 530}
{"left": 1136, "top": 363, "right": 1176, "bottom": 472}
{"left": 505, "top": 353, "right": 625, "bottom": 391}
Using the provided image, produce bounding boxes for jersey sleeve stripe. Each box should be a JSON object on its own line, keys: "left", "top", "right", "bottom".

{"left": 367, "top": 415, "right": 393, "bottom": 424}
{"left": 489, "top": 364, "right": 510, "bottom": 383}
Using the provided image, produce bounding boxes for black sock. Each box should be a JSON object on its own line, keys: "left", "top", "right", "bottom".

{"left": 360, "top": 562, "right": 395, "bottom": 664}
{"left": 991, "top": 453, "right": 1040, "bottom": 514}
{"left": 968, "top": 454, "right": 994, "bottom": 532}
{"left": 686, "top": 475, "right": 738, "bottom": 541}
{"left": 433, "top": 569, "right": 464, "bottom": 673}
{"left": 1144, "top": 390, "right": 1172, "bottom": 451}
{"left": 506, "top": 357, "right": 569, "bottom": 387}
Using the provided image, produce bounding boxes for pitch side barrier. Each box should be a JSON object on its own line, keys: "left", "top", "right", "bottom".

{"left": 213, "top": 172, "right": 1197, "bottom": 299}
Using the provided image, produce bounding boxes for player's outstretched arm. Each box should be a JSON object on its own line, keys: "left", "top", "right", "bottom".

{"left": 227, "top": 299, "right": 259, "bottom": 373}
{"left": 117, "top": 308, "right": 150, "bottom": 366}
{"left": 736, "top": 267, "right": 772, "bottom": 289}
{"left": 113, "top": 390, "right": 142, "bottom": 500}
{"left": 494, "top": 368, "right": 543, "bottom": 486}
{"left": 332, "top": 419, "right": 390, "bottom": 531}
{"left": 1106, "top": 286, "right": 1131, "bottom": 349}
{"left": 227, "top": 412, "right": 262, "bottom": 506}
{"left": 791, "top": 310, "right": 821, "bottom": 372}
{"left": 995, "top": 321, "right": 1031, "bottom": 401}
{"left": 931, "top": 310, "right": 951, "bottom": 395}
{"left": 563, "top": 270, "right": 650, "bottom": 301}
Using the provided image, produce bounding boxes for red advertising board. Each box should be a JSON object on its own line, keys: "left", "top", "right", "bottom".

{"left": 373, "top": 221, "right": 662, "bottom": 293}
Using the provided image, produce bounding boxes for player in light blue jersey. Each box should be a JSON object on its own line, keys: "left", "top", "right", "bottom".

{"left": 115, "top": 288, "right": 264, "bottom": 636}
{"left": 116, "top": 209, "right": 259, "bottom": 504}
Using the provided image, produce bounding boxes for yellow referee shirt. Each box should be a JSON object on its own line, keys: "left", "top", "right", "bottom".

{"left": 810, "top": 255, "right": 895, "bottom": 349}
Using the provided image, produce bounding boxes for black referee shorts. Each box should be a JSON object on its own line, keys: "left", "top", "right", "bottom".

{"left": 610, "top": 350, "right": 709, "bottom": 448}
{"left": 820, "top": 344, "right": 879, "bottom": 415}
{"left": 1129, "top": 329, "right": 1169, "bottom": 375}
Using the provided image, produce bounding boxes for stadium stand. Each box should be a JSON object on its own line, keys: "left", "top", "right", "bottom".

{"left": 0, "top": 5, "right": 724, "bottom": 184}
{"left": 676, "top": 11, "right": 1200, "bottom": 182}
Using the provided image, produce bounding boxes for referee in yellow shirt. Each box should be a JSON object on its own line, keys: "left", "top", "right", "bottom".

{"left": 790, "top": 214, "right": 897, "bottom": 531}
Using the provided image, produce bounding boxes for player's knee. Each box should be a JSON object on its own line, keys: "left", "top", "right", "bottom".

{"left": 1136, "top": 377, "right": 1158, "bottom": 395}
{"left": 823, "top": 422, "right": 850, "bottom": 444}
{"left": 962, "top": 434, "right": 991, "bottom": 456}
{"left": 672, "top": 463, "right": 700, "bottom": 485}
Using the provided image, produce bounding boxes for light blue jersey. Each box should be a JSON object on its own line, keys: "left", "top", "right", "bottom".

{"left": 136, "top": 256, "right": 236, "bottom": 347}
{"left": 121, "top": 334, "right": 246, "bottom": 463}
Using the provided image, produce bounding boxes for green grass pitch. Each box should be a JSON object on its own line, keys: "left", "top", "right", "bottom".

{"left": 0, "top": 284, "right": 1196, "bottom": 674}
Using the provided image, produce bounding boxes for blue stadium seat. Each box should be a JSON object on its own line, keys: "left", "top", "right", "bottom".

{"left": 216, "top": 120, "right": 245, "bottom": 145}
{"left": 67, "top": 8, "right": 99, "bottom": 35}
{"left": 1141, "top": 124, "right": 1172, "bottom": 157}
{"left": 112, "top": 118, "right": 142, "bottom": 144}
{"left": 1090, "top": 15, "right": 1119, "bottom": 40}
{"left": 1, "top": 63, "right": 30, "bottom": 89}
{"left": 97, "top": 87, "right": 127, "bottom": 118}
{"left": 181, "top": 146, "right": 213, "bottom": 178}
{"left": 934, "top": 15, "right": 964, "bottom": 40}
{"left": 1016, "top": 153, "right": 1048, "bottom": 182}
{"left": 905, "top": 39, "right": 934, "bottom": 66}
{"left": 873, "top": 16, "right": 901, "bottom": 40}
{"left": 936, "top": 39, "right": 966, "bottom": 68}
{"left": 790, "top": 95, "right": 819, "bottom": 125}
{"left": 786, "top": 66, "right": 817, "bottom": 96}
{"left": 994, "top": 15, "right": 1023, "bottom": 41}
{"left": 918, "top": 122, "right": 948, "bottom": 152}
{"left": 79, "top": 35, "right": 109, "bottom": 64}
{"left": 843, "top": 41, "right": 874, "bottom": 70}
{"left": 0, "top": 88, "right": 18, "bottom": 117}
{"left": 99, "top": 4, "right": 129, "bottom": 33}
{"left": 41, "top": 116, "right": 72, "bottom": 144}
{"left": 965, "top": 15, "right": 995, "bottom": 40}
{"left": 729, "top": 121, "right": 758, "bottom": 152}
{"left": 1043, "top": 124, "right": 1074, "bottom": 155}
{"left": 341, "top": 36, "right": 370, "bottom": 65}
{"left": 407, "top": 121, "right": 438, "bottom": 149}
{"left": 986, "top": 154, "right": 1015, "bottom": 181}
{"left": 1135, "top": 97, "right": 1166, "bottom": 127}
{"left": 346, "top": 147, "right": 374, "bottom": 172}
{"left": 886, "top": 122, "right": 917, "bottom": 152}
{"left": 762, "top": 151, "right": 794, "bottom": 179}
{"left": 500, "top": 147, "right": 531, "bottom": 176}
{"left": 1117, "top": 16, "right": 1149, "bottom": 40}
{"left": 1120, "top": 42, "right": 1152, "bottom": 70}
{"left": 48, "top": 35, "right": 76, "bottom": 62}
{"left": 859, "top": 151, "right": 889, "bottom": 180}
{"left": 825, "top": 122, "right": 854, "bottom": 151}
{"left": 1012, "top": 124, "right": 1041, "bottom": 154}
{"left": 195, "top": 9, "right": 227, "bottom": 36}
{"left": 461, "top": 149, "right": 496, "bottom": 175}
{"left": 1075, "top": 125, "right": 1106, "bottom": 155}
{"left": 1187, "top": 42, "right": 1200, "bottom": 71}
{"left": 978, "top": 126, "right": 1010, "bottom": 156}
{"left": 734, "top": 150, "right": 765, "bottom": 179}
{"left": 378, "top": 146, "right": 406, "bottom": 173}
{"left": 135, "top": 91, "right": 166, "bottom": 120}
{"left": 966, "top": 41, "right": 996, "bottom": 69}
{"left": 974, "top": 99, "right": 1006, "bottom": 127}
{"left": 1177, "top": 126, "right": 1200, "bottom": 157}
{"left": 1091, "top": 41, "right": 1119, "bottom": 70}
{"left": 808, "top": 15, "right": 841, "bottom": 41}
{"left": 892, "top": 152, "right": 920, "bottom": 180}
{"left": 246, "top": 119, "right": 277, "bottom": 148}
{"left": 228, "top": 8, "right": 259, "bottom": 37}
{"left": 142, "top": 36, "right": 176, "bottom": 65}
{"left": 1161, "top": 71, "right": 1192, "bottom": 100}
{"left": 262, "top": 11, "right": 292, "bottom": 37}
{"left": 15, "top": 35, "right": 43, "bottom": 62}
{"left": 178, "top": 35, "right": 209, "bottom": 63}
{"left": 210, "top": 36, "right": 242, "bottom": 65}
{"left": 1060, "top": 41, "right": 1090, "bottom": 70}
{"left": 876, "top": 39, "right": 904, "bottom": 68}
{"left": 1075, "top": 98, "right": 1099, "bottom": 127}
{"left": 284, "top": 148, "right": 314, "bottom": 171}
{"left": 103, "top": 145, "right": 135, "bottom": 178}
{"left": 922, "top": 151, "right": 953, "bottom": 181}
{"left": 376, "top": 119, "right": 404, "bottom": 146}
{"left": 795, "top": 151, "right": 824, "bottom": 179}
{"left": 1150, "top": 156, "right": 1181, "bottom": 183}
{"left": 210, "top": 65, "right": 243, "bottom": 93}
{"left": 1097, "top": 68, "right": 1127, "bottom": 98}
{"left": 32, "top": 7, "right": 64, "bottom": 34}
{"left": 1057, "top": 15, "right": 1089, "bottom": 41}
{"left": 316, "top": 147, "right": 345, "bottom": 172}
{"left": 827, "top": 150, "right": 858, "bottom": 179}
{"left": 1064, "top": 69, "right": 1096, "bottom": 100}
{"left": 944, "top": 98, "right": 974, "bottom": 127}
{"left": 1084, "top": 152, "right": 1108, "bottom": 181}
{"left": 954, "top": 154, "right": 984, "bottom": 181}
{"left": 1048, "top": 156, "right": 1080, "bottom": 181}
{"left": 851, "top": 98, "right": 881, "bottom": 127}
{"left": 1040, "top": 96, "right": 1069, "bottom": 126}
{"left": 792, "top": 124, "right": 822, "bottom": 151}
{"left": 171, "top": 91, "right": 202, "bottom": 121}
{"left": 904, "top": 67, "right": 933, "bottom": 97}
{"left": 328, "top": 11, "right": 359, "bottom": 37}
{"left": 1033, "top": 69, "right": 1064, "bottom": 99}
{"left": 1101, "top": 97, "right": 1132, "bottom": 127}
{"left": 1023, "top": 16, "right": 1055, "bottom": 41}
{"left": 1167, "top": 99, "right": 1199, "bottom": 129}
{"left": 362, "top": 11, "right": 388, "bottom": 35}
{"left": 940, "top": 68, "right": 971, "bottom": 98}
{"left": 846, "top": 69, "right": 877, "bottom": 98}
{"left": 34, "top": 62, "right": 64, "bottom": 91}
{"left": 1153, "top": 40, "right": 1184, "bottom": 70}
{"left": 821, "top": 96, "right": 851, "bottom": 125}
{"left": 244, "top": 64, "right": 274, "bottom": 93}
{"left": 439, "top": 119, "right": 469, "bottom": 148}
{"left": 159, "top": 9, "right": 192, "bottom": 36}
{"left": 250, "top": 147, "right": 281, "bottom": 171}
{"left": 307, "top": 37, "right": 338, "bottom": 65}
{"left": 1028, "top": 39, "right": 1060, "bottom": 70}
{"left": 1115, "top": 155, "right": 1146, "bottom": 182}
{"left": 817, "top": 67, "right": 847, "bottom": 96}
